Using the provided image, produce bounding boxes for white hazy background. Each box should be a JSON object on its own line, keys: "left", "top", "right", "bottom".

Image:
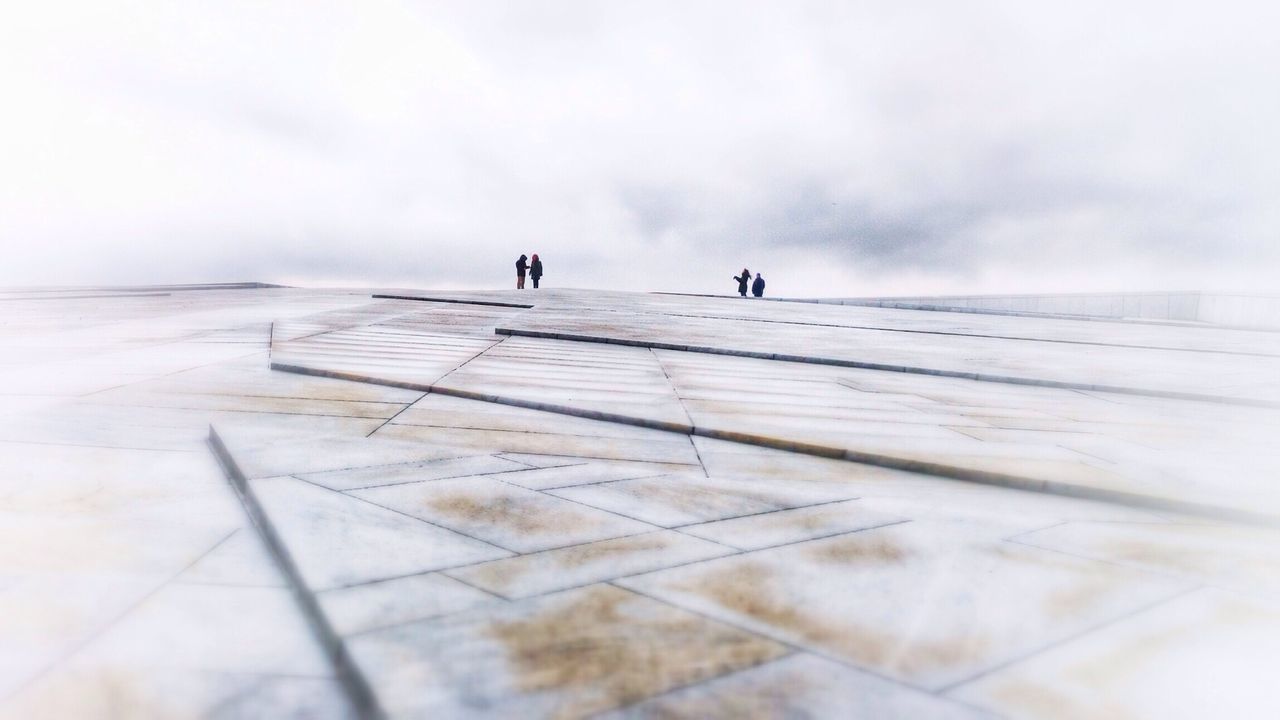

{"left": 2, "top": 0, "right": 1277, "bottom": 297}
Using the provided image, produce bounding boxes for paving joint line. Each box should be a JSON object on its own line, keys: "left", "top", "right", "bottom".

{"left": 275, "top": 452, "right": 482, "bottom": 483}
{"left": 288, "top": 474, "right": 516, "bottom": 556}
{"left": 338, "top": 461, "right": 552, "bottom": 492}
{"left": 582, "top": 650, "right": 803, "bottom": 719}
{"left": 365, "top": 392, "right": 428, "bottom": 438}
{"left": 370, "top": 294, "right": 534, "bottom": 309}
{"left": 649, "top": 347, "right": 711, "bottom": 478}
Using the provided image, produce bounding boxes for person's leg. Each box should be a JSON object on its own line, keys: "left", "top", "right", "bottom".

{"left": 517, "top": 275, "right": 524, "bottom": 289}
{"left": 533, "top": 277, "right": 539, "bottom": 288}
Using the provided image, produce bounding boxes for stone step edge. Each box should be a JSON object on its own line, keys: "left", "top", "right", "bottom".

{"left": 493, "top": 327, "right": 1279, "bottom": 410}
{"left": 372, "top": 294, "right": 534, "bottom": 309}
{"left": 208, "top": 425, "right": 386, "bottom": 720}
{"left": 650, "top": 291, "right": 1280, "bottom": 333}
{"left": 269, "top": 361, "right": 1278, "bottom": 528}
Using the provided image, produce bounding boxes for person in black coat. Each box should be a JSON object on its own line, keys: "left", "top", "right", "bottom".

{"left": 515, "top": 254, "right": 528, "bottom": 289}
{"left": 733, "top": 268, "right": 751, "bottom": 297}
{"left": 530, "top": 254, "right": 543, "bottom": 289}
{"left": 752, "top": 273, "right": 765, "bottom": 297}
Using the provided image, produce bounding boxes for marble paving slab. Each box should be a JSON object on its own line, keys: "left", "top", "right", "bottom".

{"left": 346, "top": 584, "right": 790, "bottom": 718}
{"left": 250, "top": 475, "right": 510, "bottom": 589}
{"left": 351, "top": 476, "right": 656, "bottom": 554}
{"left": 618, "top": 520, "right": 1192, "bottom": 690}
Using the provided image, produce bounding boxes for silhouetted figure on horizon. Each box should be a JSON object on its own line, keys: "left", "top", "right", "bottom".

{"left": 752, "top": 273, "right": 765, "bottom": 298}
{"left": 530, "top": 254, "right": 543, "bottom": 289}
{"left": 733, "top": 268, "right": 751, "bottom": 297}
{"left": 516, "top": 254, "right": 528, "bottom": 289}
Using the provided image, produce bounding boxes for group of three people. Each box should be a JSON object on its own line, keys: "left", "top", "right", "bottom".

{"left": 733, "top": 268, "right": 766, "bottom": 297}
{"left": 515, "top": 254, "right": 543, "bottom": 289}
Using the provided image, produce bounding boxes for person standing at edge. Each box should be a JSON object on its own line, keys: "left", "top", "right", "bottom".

{"left": 530, "top": 254, "right": 543, "bottom": 289}
{"left": 516, "top": 254, "right": 528, "bottom": 289}
{"left": 752, "top": 272, "right": 765, "bottom": 298}
{"left": 733, "top": 268, "right": 751, "bottom": 297}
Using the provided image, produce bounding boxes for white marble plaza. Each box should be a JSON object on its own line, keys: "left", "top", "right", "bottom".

{"left": 2, "top": 285, "right": 1279, "bottom": 719}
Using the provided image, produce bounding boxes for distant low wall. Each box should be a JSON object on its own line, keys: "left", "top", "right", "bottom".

{"left": 807, "top": 292, "right": 1280, "bottom": 328}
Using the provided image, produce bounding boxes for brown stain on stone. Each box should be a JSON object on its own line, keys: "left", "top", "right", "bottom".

{"left": 1103, "top": 537, "right": 1224, "bottom": 577}
{"left": 986, "top": 681, "right": 1088, "bottom": 720}
{"left": 487, "top": 585, "right": 785, "bottom": 719}
{"left": 460, "top": 533, "right": 674, "bottom": 595}
{"left": 613, "top": 480, "right": 736, "bottom": 516}
{"left": 641, "top": 672, "right": 810, "bottom": 719}
{"left": 681, "top": 557, "right": 991, "bottom": 679}
{"left": 427, "top": 491, "right": 600, "bottom": 536}
{"left": 805, "top": 534, "right": 911, "bottom": 565}
{"left": 1042, "top": 572, "right": 1126, "bottom": 620}
{"left": 556, "top": 533, "right": 671, "bottom": 568}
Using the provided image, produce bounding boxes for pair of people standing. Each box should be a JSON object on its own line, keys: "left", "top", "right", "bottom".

{"left": 516, "top": 254, "right": 544, "bottom": 289}
{"left": 732, "top": 268, "right": 766, "bottom": 298}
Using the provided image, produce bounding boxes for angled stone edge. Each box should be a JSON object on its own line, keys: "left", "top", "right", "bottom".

{"left": 492, "top": 327, "right": 1279, "bottom": 409}
{"left": 207, "top": 425, "right": 386, "bottom": 720}
{"left": 372, "top": 294, "right": 534, "bottom": 309}
{"left": 649, "top": 291, "right": 1280, "bottom": 333}
{"left": 269, "top": 363, "right": 1279, "bottom": 528}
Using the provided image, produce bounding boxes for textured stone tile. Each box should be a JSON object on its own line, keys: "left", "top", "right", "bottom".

{"left": 399, "top": 388, "right": 688, "bottom": 439}
{"left": 550, "top": 473, "right": 859, "bottom": 527}
{"left": 206, "top": 675, "right": 356, "bottom": 720}
{"left": 351, "top": 476, "right": 655, "bottom": 553}
{"left": 496, "top": 461, "right": 674, "bottom": 490}
{"left": 177, "top": 527, "right": 285, "bottom": 588}
{"left": 448, "top": 530, "right": 734, "bottom": 599}
{"left": 318, "top": 573, "right": 500, "bottom": 636}
{"left": 851, "top": 477, "right": 1171, "bottom": 538}
{"left": 606, "top": 653, "right": 994, "bottom": 719}
{"left": 76, "top": 584, "right": 331, "bottom": 676}
{"left": 251, "top": 476, "right": 508, "bottom": 589}
{"left": 377, "top": 423, "right": 701, "bottom": 466}
{"left": 1015, "top": 521, "right": 1280, "bottom": 600}
{"left": 215, "top": 429, "right": 464, "bottom": 479}
{"left": 347, "top": 584, "right": 788, "bottom": 718}
{"left": 679, "top": 499, "right": 905, "bottom": 551}
{"left": 1, "top": 667, "right": 352, "bottom": 720}
{"left": 618, "top": 521, "right": 1191, "bottom": 690}
{"left": 0, "top": 573, "right": 163, "bottom": 701}
{"left": 297, "top": 453, "right": 527, "bottom": 491}
{"left": 495, "top": 452, "right": 589, "bottom": 468}
{"left": 86, "top": 389, "right": 409, "bottom": 420}
{"left": 272, "top": 327, "right": 497, "bottom": 387}
{"left": 951, "top": 589, "right": 1280, "bottom": 719}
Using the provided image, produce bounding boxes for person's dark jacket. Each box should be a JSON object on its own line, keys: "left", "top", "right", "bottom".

{"left": 752, "top": 275, "right": 765, "bottom": 297}
{"left": 516, "top": 255, "right": 528, "bottom": 276}
{"left": 734, "top": 273, "right": 750, "bottom": 295}
{"left": 531, "top": 258, "right": 543, "bottom": 280}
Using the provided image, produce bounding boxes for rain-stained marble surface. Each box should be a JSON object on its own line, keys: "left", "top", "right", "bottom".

{"left": 3, "top": 285, "right": 1280, "bottom": 719}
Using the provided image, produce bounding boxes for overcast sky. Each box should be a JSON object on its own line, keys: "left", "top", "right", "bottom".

{"left": 2, "top": 1, "right": 1277, "bottom": 297}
